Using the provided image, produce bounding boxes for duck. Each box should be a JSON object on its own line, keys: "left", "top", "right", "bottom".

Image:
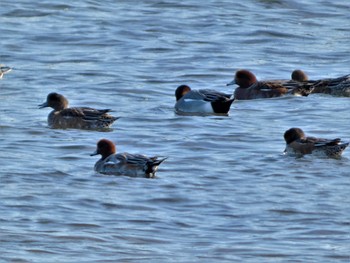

{"left": 39, "top": 92, "right": 119, "bottom": 130}
{"left": 226, "top": 69, "right": 314, "bottom": 100}
{"left": 175, "top": 85, "right": 234, "bottom": 114}
{"left": 90, "top": 139, "right": 167, "bottom": 178}
{"left": 0, "top": 65, "right": 12, "bottom": 79}
{"left": 291, "top": 69, "right": 350, "bottom": 97}
{"left": 283, "top": 127, "right": 349, "bottom": 158}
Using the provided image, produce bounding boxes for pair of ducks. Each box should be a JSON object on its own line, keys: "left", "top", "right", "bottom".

{"left": 175, "top": 69, "right": 350, "bottom": 115}
{"left": 89, "top": 130, "right": 348, "bottom": 177}
{"left": 38, "top": 92, "right": 166, "bottom": 178}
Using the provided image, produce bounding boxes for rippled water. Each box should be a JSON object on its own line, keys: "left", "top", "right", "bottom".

{"left": 1, "top": 0, "right": 349, "bottom": 262}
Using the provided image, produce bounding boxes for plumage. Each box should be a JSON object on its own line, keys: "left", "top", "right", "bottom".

{"left": 90, "top": 139, "right": 167, "bottom": 178}
{"left": 227, "top": 69, "right": 314, "bottom": 100}
{"left": 284, "top": 128, "right": 349, "bottom": 158}
{"left": 291, "top": 70, "right": 350, "bottom": 97}
{"left": 39, "top": 92, "right": 119, "bottom": 130}
{"left": 175, "top": 85, "right": 234, "bottom": 114}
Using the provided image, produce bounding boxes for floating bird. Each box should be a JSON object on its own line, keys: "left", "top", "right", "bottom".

{"left": 227, "top": 69, "right": 314, "bottom": 100}
{"left": 284, "top": 127, "right": 349, "bottom": 158}
{"left": 39, "top": 92, "right": 119, "bottom": 130}
{"left": 91, "top": 139, "right": 167, "bottom": 178}
{"left": 291, "top": 69, "right": 350, "bottom": 97}
{"left": 175, "top": 85, "right": 234, "bottom": 114}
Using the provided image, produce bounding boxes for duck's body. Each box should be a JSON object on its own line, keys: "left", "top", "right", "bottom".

{"left": 39, "top": 92, "right": 118, "bottom": 130}
{"left": 227, "top": 70, "right": 314, "bottom": 100}
{"left": 291, "top": 70, "right": 350, "bottom": 97}
{"left": 284, "top": 128, "right": 349, "bottom": 158}
{"left": 175, "top": 85, "right": 234, "bottom": 114}
{"left": 91, "top": 139, "right": 166, "bottom": 178}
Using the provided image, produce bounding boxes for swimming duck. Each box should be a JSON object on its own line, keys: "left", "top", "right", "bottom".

{"left": 90, "top": 139, "right": 167, "bottom": 178}
{"left": 175, "top": 85, "right": 234, "bottom": 114}
{"left": 291, "top": 70, "right": 350, "bottom": 97}
{"left": 39, "top": 92, "right": 119, "bottom": 130}
{"left": 284, "top": 128, "right": 349, "bottom": 158}
{"left": 227, "top": 69, "right": 314, "bottom": 100}
{"left": 0, "top": 65, "right": 12, "bottom": 79}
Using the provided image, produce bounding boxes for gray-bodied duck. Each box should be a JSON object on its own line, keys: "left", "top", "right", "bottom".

{"left": 175, "top": 85, "right": 234, "bottom": 115}
{"left": 91, "top": 139, "right": 167, "bottom": 178}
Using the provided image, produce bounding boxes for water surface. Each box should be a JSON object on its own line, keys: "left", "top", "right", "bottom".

{"left": 1, "top": 0, "right": 349, "bottom": 262}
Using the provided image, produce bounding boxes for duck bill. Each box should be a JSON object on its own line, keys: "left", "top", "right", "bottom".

{"left": 38, "top": 102, "right": 48, "bottom": 109}
{"left": 90, "top": 150, "right": 98, "bottom": 156}
{"left": 226, "top": 79, "right": 236, "bottom": 86}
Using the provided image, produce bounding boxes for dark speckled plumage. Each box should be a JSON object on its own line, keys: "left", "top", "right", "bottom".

{"left": 291, "top": 70, "right": 350, "bottom": 97}
{"left": 39, "top": 92, "right": 119, "bottom": 130}
{"left": 227, "top": 69, "right": 315, "bottom": 100}
{"left": 284, "top": 128, "right": 349, "bottom": 158}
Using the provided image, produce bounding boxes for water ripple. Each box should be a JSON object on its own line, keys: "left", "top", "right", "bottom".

{"left": 1, "top": 0, "right": 350, "bottom": 262}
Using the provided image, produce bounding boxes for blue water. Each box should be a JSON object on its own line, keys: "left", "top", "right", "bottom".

{"left": 1, "top": 1, "right": 349, "bottom": 262}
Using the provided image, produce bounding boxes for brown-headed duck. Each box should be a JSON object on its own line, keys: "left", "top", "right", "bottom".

{"left": 284, "top": 127, "right": 349, "bottom": 158}
{"left": 39, "top": 92, "right": 119, "bottom": 130}
{"left": 227, "top": 69, "right": 314, "bottom": 100}
{"left": 90, "top": 139, "right": 167, "bottom": 178}
{"left": 291, "top": 70, "right": 350, "bottom": 97}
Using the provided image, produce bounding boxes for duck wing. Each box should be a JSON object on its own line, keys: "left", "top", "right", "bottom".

{"left": 80, "top": 108, "right": 113, "bottom": 121}
{"left": 61, "top": 107, "right": 119, "bottom": 124}
{"left": 313, "top": 138, "right": 342, "bottom": 147}
{"left": 182, "top": 89, "right": 232, "bottom": 102}
{"left": 59, "top": 107, "right": 109, "bottom": 118}
{"left": 119, "top": 153, "right": 167, "bottom": 168}
{"left": 301, "top": 136, "right": 342, "bottom": 147}
{"left": 116, "top": 153, "right": 149, "bottom": 166}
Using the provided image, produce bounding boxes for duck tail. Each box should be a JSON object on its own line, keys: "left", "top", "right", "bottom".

{"left": 211, "top": 98, "right": 235, "bottom": 114}
{"left": 111, "top": 116, "right": 121, "bottom": 122}
{"left": 149, "top": 157, "right": 168, "bottom": 168}
{"left": 145, "top": 157, "right": 167, "bottom": 177}
{"left": 329, "top": 142, "right": 349, "bottom": 158}
{"left": 340, "top": 142, "right": 349, "bottom": 150}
